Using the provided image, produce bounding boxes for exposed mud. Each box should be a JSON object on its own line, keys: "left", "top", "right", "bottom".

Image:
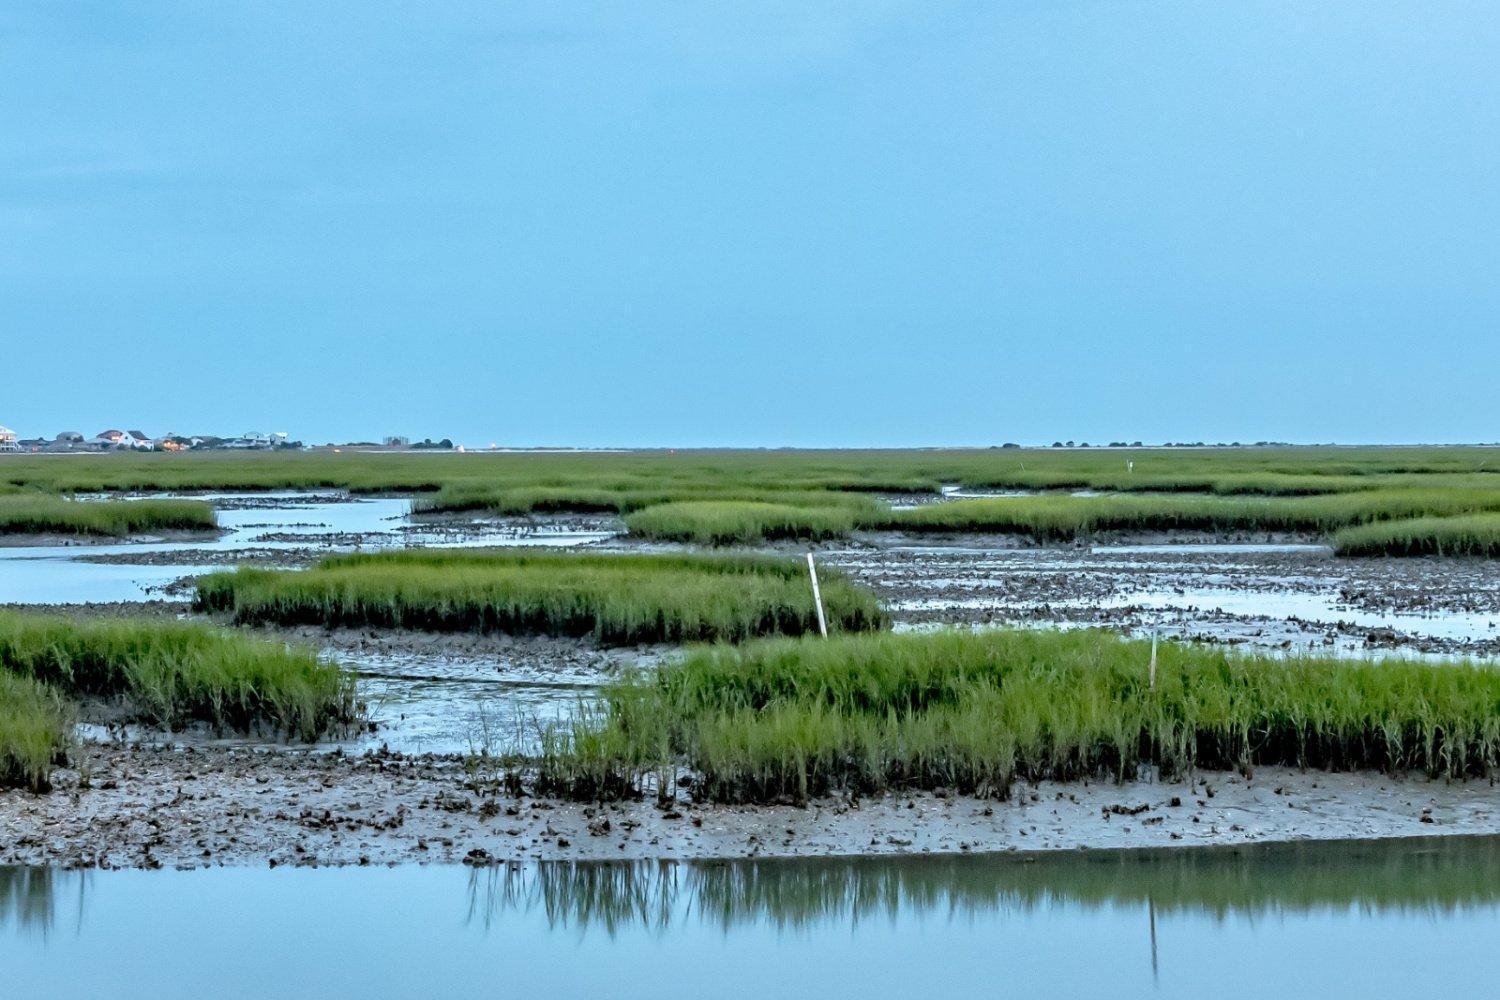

{"left": 3, "top": 745, "right": 1496, "bottom": 870}
{"left": 823, "top": 539, "right": 1500, "bottom": 658}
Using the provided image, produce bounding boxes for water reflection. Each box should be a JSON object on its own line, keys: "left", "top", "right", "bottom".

{"left": 464, "top": 836, "right": 1500, "bottom": 934}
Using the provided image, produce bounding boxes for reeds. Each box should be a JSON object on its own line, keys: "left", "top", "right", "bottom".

{"left": 0, "top": 496, "right": 216, "bottom": 536}
{"left": 874, "top": 489, "right": 1500, "bottom": 540}
{"left": 0, "top": 611, "right": 358, "bottom": 745}
{"left": 538, "top": 628, "right": 1500, "bottom": 802}
{"left": 1332, "top": 513, "right": 1500, "bottom": 557}
{"left": 622, "top": 501, "right": 859, "bottom": 545}
{"left": 0, "top": 672, "right": 71, "bottom": 792}
{"left": 194, "top": 549, "right": 888, "bottom": 643}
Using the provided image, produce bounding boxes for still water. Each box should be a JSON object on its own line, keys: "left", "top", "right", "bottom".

{"left": 0, "top": 492, "right": 615, "bottom": 604}
{"left": 5, "top": 837, "right": 1499, "bottom": 999}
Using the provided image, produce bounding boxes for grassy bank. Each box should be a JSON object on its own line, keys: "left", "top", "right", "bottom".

{"left": 0, "top": 612, "right": 359, "bottom": 790}
{"left": 538, "top": 629, "right": 1500, "bottom": 802}
{"left": 874, "top": 489, "right": 1500, "bottom": 540}
{"left": 195, "top": 549, "right": 887, "bottom": 643}
{"left": 414, "top": 485, "right": 884, "bottom": 517}
{"left": 1332, "top": 513, "right": 1500, "bottom": 557}
{"left": 623, "top": 501, "right": 859, "bottom": 545}
{"left": 0, "top": 496, "right": 216, "bottom": 536}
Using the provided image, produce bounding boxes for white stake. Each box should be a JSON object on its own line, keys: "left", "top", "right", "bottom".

{"left": 1149, "top": 630, "right": 1158, "bottom": 691}
{"left": 807, "top": 552, "right": 828, "bottom": 638}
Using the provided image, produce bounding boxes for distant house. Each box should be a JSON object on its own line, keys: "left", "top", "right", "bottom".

{"left": 127, "top": 430, "right": 154, "bottom": 451}
{"left": 95, "top": 429, "right": 130, "bottom": 449}
{"left": 0, "top": 425, "right": 20, "bottom": 452}
{"left": 45, "top": 432, "right": 88, "bottom": 453}
{"left": 227, "top": 432, "right": 273, "bottom": 450}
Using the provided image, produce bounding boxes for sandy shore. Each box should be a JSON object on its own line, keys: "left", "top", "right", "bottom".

{"left": 3, "top": 745, "right": 1496, "bottom": 870}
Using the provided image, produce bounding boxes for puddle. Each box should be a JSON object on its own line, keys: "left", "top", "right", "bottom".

{"left": 5, "top": 837, "right": 1500, "bottom": 998}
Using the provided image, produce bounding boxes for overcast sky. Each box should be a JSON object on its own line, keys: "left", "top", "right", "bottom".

{"left": 3, "top": 1, "right": 1497, "bottom": 446}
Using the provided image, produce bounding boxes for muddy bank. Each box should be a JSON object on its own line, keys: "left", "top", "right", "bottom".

{"left": 822, "top": 540, "right": 1500, "bottom": 658}
{"left": 3, "top": 745, "right": 1496, "bottom": 870}
{"left": 0, "top": 528, "right": 224, "bottom": 548}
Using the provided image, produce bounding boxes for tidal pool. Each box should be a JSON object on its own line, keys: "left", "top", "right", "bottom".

{"left": 4, "top": 837, "right": 1500, "bottom": 999}
{"left": 0, "top": 492, "right": 615, "bottom": 604}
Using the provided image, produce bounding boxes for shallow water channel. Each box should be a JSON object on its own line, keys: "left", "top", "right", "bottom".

{"left": 5, "top": 836, "right": 1500, "bottom": 999}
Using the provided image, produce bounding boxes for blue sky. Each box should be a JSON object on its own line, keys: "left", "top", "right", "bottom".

{"left": 3, "top": 2, "right": 1497, "bottom": 446}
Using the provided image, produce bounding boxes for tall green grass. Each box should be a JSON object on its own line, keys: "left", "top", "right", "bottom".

{"left": 0, "top": 612, "right": 360, "bottom": 790}
{"left": 539, "top": 629, "right": 1500, "bottom": 802}
{"left": 195, "top": 549, "right": 888, "bottom": 643}
{"left": 875, "top": 489, "right": 1500, "bottom": 540}
{"left": 414, "top": 485, "right": 885, "bottom": 517}
{"left": 0, "top": 496, "right": 216, "bottom": 536}
{"left": 0, "top": 612, "right": 358, "bottom": 740}
{"left": 0, "top": 672, "right": 71, "bottom": 792}
{"left": 623, "top": 501, "right": 859, "bottom": 545}
{"left": 1332, "top": 513, "right": 1500, "bottom": 557}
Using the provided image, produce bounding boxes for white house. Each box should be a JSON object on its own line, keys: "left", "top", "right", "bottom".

{"left": 227, "top": 432, "right": 274, "bottom": 449}
{"left": 0, "top": 425, "right": 18, "bottom": 452}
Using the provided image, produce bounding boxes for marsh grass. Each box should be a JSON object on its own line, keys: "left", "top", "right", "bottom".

{"left": 414, "top": 485, "right": 886, "bottom": 517}
{"left": 0, "top": 672, "right": 72, "bottom": 792}
{"left": 6, "top": 446, "right": 1500, "bottom": 496}
{"left": 0, "top": 496, "right": 216, "bottom": 536}
{"left": 194, "top": 549, "right": 888, "bottom": 643}
{"left": 1332, "top": 513, "right": 1500, "bottom": 557}
{"left": 874, "top": 489, "right": 1500, "bottom": 540}
{"left": 538, "top": 629, "right": 1500, "bottom": 802}
{"left": 622, "top": 501, "right": 860, "bottom": 545}
{"left": 0, "top": 612, "right": 358, "bottom": 742}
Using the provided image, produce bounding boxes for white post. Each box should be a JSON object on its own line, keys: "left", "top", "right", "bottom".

{"left": 1149, "top": 630, "right": 1158, "bottom": 690}
{"left": 806, "top": 552, "right": 828, "bottom": 638}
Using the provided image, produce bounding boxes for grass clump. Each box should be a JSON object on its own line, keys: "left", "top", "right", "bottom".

{"left": 0, "top": 673, "right": 72, "bottom": 792}
{"left": 539, "top": 628, "right": 1500, "bottom": 802}
{"left": 194, "top": 549, "right": 887, "bottom": 643}
{"left": 623, "top": 501, "right": 858, "bottom": 545}
{"left": 0, "top": 496, "right": 216, "bottom": 537}
{"left": 0, "top": 612, "right": 358, "bottom": 743}
{"left": 1332, "top": 514, "right": 1500, "bottom": 557}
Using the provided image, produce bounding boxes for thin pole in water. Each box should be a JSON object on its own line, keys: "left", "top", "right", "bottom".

{"left": 807, "top": 552, "right": 828, "bottom": 638}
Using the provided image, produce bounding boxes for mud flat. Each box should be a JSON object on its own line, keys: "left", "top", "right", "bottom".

{"left": 825, "top": 538, "right": 1500, "bottom": 657}
{"left": 3, "top": 744, "right": 1496, "bottom": 870}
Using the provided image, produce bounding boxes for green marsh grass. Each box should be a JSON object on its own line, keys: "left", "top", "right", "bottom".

{"left": 538, "top": 628, "right": 1500, "bottom": 802}
{"left": 0, "top": 612, "right": 358, "bottom": 740}
{"left": 622, "top": 500, "right": 860, "bottom": 545}
{"left": 194, "top": 549, "right": 888, "bottom": 643}
{"left": 413, "top": 484, "right": 883, "bottom": 518}
{"left": 0, "top": 672, "right": 71, "bottom": 792}
{"left": 875, "top": 489, "right": 1500, "bottom": 540}
{"left": 0, "top": 496, "right": 216, "bottom": 536}
{"left": 7, "top": 446, "right": 1500, "bottom": 496}
{"left": 1332, "top": 513, "right": 1500, "bottom": 557}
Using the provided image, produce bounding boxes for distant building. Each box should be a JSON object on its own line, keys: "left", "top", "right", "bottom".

{"left": 95, "top": 429, "right": 129, "bottom": 448}
{"left": 226, "top": 432, "right": 273, "bottom": 450}
{"left": 0, "top": 425, "right": 20, "bottom": 452}
{"left": 126, "top": 430, "right": 154, "bottom": 451}
{"left": 45, "top": 432, "right": 88, "bottom": 453}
